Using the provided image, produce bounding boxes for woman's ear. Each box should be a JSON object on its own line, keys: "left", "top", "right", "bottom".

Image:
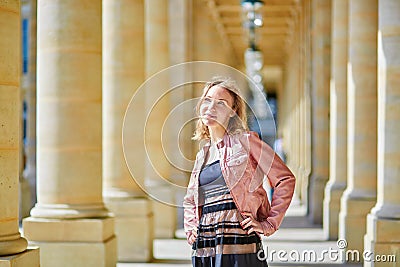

{"left": 229, "top": 108, "right": 236, "bottom": 117}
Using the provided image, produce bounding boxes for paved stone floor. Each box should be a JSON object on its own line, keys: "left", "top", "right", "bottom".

{"left": 117, "top": 203, "right": 364, "bottom": 267}
{"left": 117, "top": 229, "right": 362, "bottom": 266}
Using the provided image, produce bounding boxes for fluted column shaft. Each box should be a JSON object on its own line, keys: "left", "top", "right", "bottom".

{"left": 339, "top": 0, "right": 378, "bottom": 253}
{"left": 364, "top": 1, "right": 400, "bottom": 265}
{"left": 309, "top": 0, "right": 331, "bottom": 224}
{"left": 323, "top": 0, "right": 348, "bottom": 240}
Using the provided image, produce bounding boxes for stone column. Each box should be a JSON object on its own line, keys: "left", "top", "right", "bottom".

{"left": 192, "top": 0, "right": 233, "bottom": 66}
{"left": 364, "top": 1, "right": 400, "bottom": 265}
{"left": 23, "top": 0, "right": 37, "bottom": 215}
{"left": 145, "top": 0, "right": 176, "bottom": 239}
{"left": 19, "top": 0, "right": 32, "bottom": 220}
{"left": 283, "top": 68, "right": 295, "bottom": 170}
{"left": 301, "top": 0, "right": 312, "bottom": 207}
{"left": 339, "top": 0, "right": 378, "bottom": 253}
{"left": 292, "top": 10, "right": 301, "bottom": 199}
{"left": 297, "top": 5, "right": 305, "bottom": 205}
{"left": 0, "top": 0, "right": 39, "bottom": 265}
{"left": 20, "top": 0, "right": 37, "bottom": 220}
{"left": 295, "top": 8, "right": 303, "bottom": 205}
{"left": 103, "top": 0, "right": 153, "bottom": 262}
{"left": 309, "top": 0, "right": 331, "bottom": 224}
{"left": 323, "top": 0, "right": 348, "bottom": 240}
{"left": 22, "top": 1, "right": 117, "bottom": 266}
{"left": 168, "top": 0, "right": 194, "bottom": 230}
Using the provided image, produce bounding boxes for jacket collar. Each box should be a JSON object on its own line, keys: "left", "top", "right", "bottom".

{"left": 202, "top": 132, "right": 228, "bottom": 149}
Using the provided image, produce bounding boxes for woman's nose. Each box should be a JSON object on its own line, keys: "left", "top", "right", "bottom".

{"left": 207, "top": 100, "right": 217, "bottom": 110}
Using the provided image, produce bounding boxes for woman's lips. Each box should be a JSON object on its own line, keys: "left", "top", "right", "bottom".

{"left": 202, "top": 114, "right": 216, "bottom": 120}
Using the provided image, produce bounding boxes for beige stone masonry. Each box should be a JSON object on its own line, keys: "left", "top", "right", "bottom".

{"left": 103, "top": 0, "right": 145, "bottom": 197}
{"left": 0, "top": 1, "right": 39, "bottom": 265}
{"left": 339, "top": 0, "right": 378, "bottom": 254}
{"left": 323, "top": 0, "right": 348, "bottom": 240}
{"left": 21, "top": 0, "right": 116, "bottom": 265}
{"left": 0, "top": 248, "right": 40, "bottom": 267}
{"left": 145, "top": 0, "right": 176, "bottom": 239}
{"left": 29, "top": 237, "right": 116, "bottom": 267}
{"left": 23, "top": 217, "right": 114, "bottom": 242}
{"left": 102, "top": 0, "right": 153, "bottom": 261}
{"left": 364, "top": 1, "right": 400, "bottom": 265}
{"left": 309, "top": 0, "right": 332, "bottom": 224}
{"left": 23, "top": 218, "right": 116, "bottom": 266}
{"left": 22, "top": 0, "right": 37, "bottom": 212}
{"left": 109, "top": 199, "right": 154, "bottom": 262}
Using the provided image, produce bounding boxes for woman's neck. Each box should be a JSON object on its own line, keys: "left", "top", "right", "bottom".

{"left": 209, "top": 125, "right": 226, "bottom": 144}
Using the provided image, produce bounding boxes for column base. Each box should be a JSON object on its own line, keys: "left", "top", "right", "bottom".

{"left": 146, "top": 185, "right": 177, "bottom": 238}
{"left": 364, "top": 213, "right": 400, "bottom": 267}
{"left": 29, "top": 237, "right": 116, "bottom": 267}
{"left": 0, "top": 247, "right": 40, "bottom": 267}
{"left": 22, "top": 217, "right": 117, "bottom": 267}
{"left": 104, "top": 197, "right": 153, "bottom": 262}
{"left": 29, "top": 203, "right": 110, "bottom": 219}
{"left": 323, "top": 181, "right": 346, "bottom": 240}
{"left": 339, "top": 194, "right": 376, "bottom": 252}
{"left": 308, "top": 175, "right": 328, "bottom": 224}
{"left": 152, "top": 201, "right": 176, "bottom": 238}
{"left": 0, "top": 236, "right": 28, "bottom": 256}
{"left": 299, "top": 171, "right": 309, "bottom": 206}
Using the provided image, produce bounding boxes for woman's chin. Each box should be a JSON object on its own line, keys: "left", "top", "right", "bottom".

{"left": 202, "top": 119, "right": 228, "bottom": 130}
{"left": 201, "top": 118, "right": 218, "bottom": 127}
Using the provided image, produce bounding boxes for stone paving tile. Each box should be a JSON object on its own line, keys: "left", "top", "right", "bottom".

{"left": 117, "top": 234, "right": 362, "bottom": 267}
{"left": 118, "top": 264, "right": 191, "bottom": 267}
{"left": 117, "top": 205, "right": 363, "bottom": 266}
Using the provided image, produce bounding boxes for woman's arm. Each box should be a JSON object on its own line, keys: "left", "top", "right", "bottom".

{"left": 246, "top": 132, "right": 296, "bottom": 236}
{"left": 183, "top": 171, "right": 199, "bottom": 239}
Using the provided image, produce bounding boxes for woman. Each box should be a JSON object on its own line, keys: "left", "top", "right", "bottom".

{"left": 183, "top": 77, "right": 296, "bottom": 266}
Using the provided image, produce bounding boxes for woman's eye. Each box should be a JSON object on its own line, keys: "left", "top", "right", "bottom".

{"left": 217, "top": 101, "right": 226, "bottom": 106}
{"left": 203, "top": 98, "right": 211, "bottom": 103}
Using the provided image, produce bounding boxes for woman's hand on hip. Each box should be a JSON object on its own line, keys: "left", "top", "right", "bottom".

{"left": 187, "top": 227, "right": 198, "bottom": 245}
{"left": 240, "top": 212, "right": 263, "bottom": 236}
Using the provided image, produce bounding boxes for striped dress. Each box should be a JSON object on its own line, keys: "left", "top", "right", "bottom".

{"left": 192, "top": 160, "right": 268, "bottom": 267}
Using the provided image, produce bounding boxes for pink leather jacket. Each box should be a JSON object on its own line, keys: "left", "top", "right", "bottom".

{"left": 183, "top": 131, "right": 295, "bottom": 238}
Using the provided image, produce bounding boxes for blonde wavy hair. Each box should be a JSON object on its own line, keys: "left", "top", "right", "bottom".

{"left": 192, "top": 77, "right": 248, "bottom": 141}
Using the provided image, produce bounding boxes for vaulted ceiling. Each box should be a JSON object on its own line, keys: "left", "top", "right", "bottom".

{"left": 204, "top": 0, "right": 299, "bottom": 67}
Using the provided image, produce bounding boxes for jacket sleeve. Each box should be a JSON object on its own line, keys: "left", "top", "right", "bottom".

{"left": 247, "top": 132, "right": 296, "bottom": 236}
{"left": 183, "top": 171, "right": 198, "bottom": 234}
{"left": 183, "top": 150, "right": 202, "bottom": 236}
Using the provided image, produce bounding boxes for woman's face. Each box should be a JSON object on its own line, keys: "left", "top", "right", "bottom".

{"left": 199, "top": 85, "right": 235, "bottom": 129}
